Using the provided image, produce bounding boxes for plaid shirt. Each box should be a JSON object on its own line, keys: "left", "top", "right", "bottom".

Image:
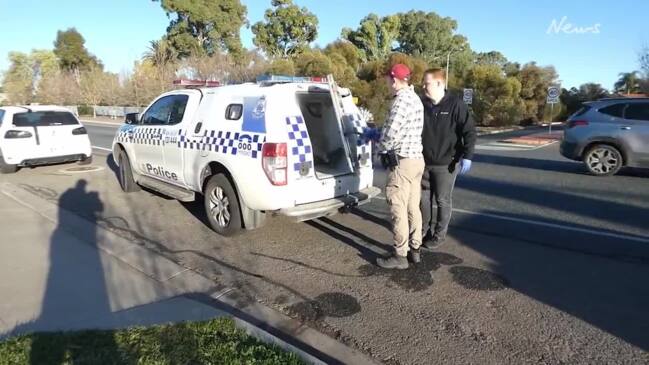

{"left": 378, "top": 86, "right": 424, "bottom": 159}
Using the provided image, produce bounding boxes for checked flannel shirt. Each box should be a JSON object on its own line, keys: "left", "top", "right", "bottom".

{"left": 378, "top": 85, "right": 424, "bottom": 159}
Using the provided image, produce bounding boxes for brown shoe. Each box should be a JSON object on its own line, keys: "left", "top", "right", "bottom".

{"left": 408, "top": 249, "right": 421, "bottom": 264}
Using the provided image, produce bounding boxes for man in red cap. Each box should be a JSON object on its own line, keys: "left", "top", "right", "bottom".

{"left": 376, "top": 63, "right": 425, "bottom": 269}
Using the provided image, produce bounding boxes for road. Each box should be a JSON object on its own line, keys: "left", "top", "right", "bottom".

{"left": 14, "top": 120, "right": 643, "bottom": 364}
{"left": 84, "top": 121, "right": 649, "bottom": 244}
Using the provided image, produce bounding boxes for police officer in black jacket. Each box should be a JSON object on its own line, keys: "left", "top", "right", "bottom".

{"left": 420, "top": 68, "right": 477, "bottom": 249}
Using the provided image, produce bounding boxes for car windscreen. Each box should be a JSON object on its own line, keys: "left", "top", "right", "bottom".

{"left": 12, "top": 111, "right": 79, "bottom": 127}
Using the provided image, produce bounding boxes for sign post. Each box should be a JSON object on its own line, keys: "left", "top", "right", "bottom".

{"left": 546, "top": 86, "right": 560, "bottom": 134}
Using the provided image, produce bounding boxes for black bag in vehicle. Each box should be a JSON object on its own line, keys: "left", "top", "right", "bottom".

{"left": 380, "top": 150, "right": 400, "bottom": 169}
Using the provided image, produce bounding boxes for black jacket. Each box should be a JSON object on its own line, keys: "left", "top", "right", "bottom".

{"left": 421, "top": 91, "right": 477, "bottom": 166}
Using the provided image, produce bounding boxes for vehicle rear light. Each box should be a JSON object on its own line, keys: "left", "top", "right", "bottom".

{"left": 568, "top": 120, "right": 589, "bottom": 128}
{"left": 4, "top": 130, "right": 32, "bottom": 139}
{"left": 262, "top": 143, "right": 288, "bottom": 186}
{"left": 72, "top": 127, "right": 87, "bottom": 135}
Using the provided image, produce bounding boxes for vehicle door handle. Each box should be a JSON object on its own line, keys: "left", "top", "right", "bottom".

{"left": 620, "top": 126, "right": 631, "bottom": 130}
{"left": 194, "top": 122, "right": 203, "bottom": 134}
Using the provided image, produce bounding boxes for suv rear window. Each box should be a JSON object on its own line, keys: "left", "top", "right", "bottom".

{"left": 12, "top": 111, "right": 79, "bottom": 127}
{"left": 598, "top": 103, "right": 626, "bottom": 118}
{"left": 624, "top": 103, "right": 649, "bottom": 121}
{"left": 571, "top": 105, "right": 591, "bottom": 118}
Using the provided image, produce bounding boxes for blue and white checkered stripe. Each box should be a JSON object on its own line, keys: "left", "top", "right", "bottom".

{"left": 346, "top": 114, "right": 371, "bottom": 165}
{"left": 348, "top": 113, "right": 365, "bottom": 134}
{"left": 116, "top": 127, "right": 163, "bottom": 145}
{"left": 286, "top": 116, "right": 313, "bottom": 173}
{"left": 179, "top": 130, "right": 265, "bottom": 159}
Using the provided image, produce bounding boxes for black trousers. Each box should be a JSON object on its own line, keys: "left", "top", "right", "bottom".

{"left": 420, "top": 163, "right": 459, "bottom": 240}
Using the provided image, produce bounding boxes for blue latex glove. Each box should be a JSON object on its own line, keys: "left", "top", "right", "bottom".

{"left": 459, "top": 159, "right": 472, "bottom": 175}
{"left": 358, "top": 127, "right": 380, "bottom": 145}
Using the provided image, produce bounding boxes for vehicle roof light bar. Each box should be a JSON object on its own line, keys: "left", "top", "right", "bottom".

{"left": 256, "top": 74, "right": 327, "bottom": 85}
{"left": 173, "top": 79, "right": 220, "bottom": 88}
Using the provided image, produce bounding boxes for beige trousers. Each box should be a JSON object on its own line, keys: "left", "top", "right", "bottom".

{"left": 385, "top": 158, "right": 426, "bottom": 257}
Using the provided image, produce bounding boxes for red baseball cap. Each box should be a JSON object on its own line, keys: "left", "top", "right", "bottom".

{"left": 387, "top": 63, "right": 411, "bottom": 81}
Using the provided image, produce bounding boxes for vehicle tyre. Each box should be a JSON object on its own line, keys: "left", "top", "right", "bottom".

{"left": 78, "top": 155, "right": 93, "bottom": 165}
{"left": 0, "top": 155, "right": 17, "bottom": 174}
{"left": 584, "top": 144, "right": 623, "bottom": 176}
{"left": 204, "top": 173, "right": 242, "bottom": 236}
{"left": 117, "top": 149, "right": 140, "bottom": 192}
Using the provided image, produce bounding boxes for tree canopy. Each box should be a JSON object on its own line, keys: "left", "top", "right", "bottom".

{"left": 252, "top": 0, "right": 318, "bottom": 58}
{"left": 154, "top": 0, "right": 248, "bottom": 58}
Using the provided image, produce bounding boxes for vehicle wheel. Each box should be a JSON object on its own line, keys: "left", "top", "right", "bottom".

{"left": 78, "top": 155, "right": 93, "bottom": 165}
{"left": 0, "top": 155, "right": 17, "bottom": 174}
{"left": 117, "top": 149, "right": 140, "bottom": 192}
{"left": 204, "top": 174, "right": 242, "bottom": 236}
{"left": 584, "top": 144, "right": 623, "bottom": 176}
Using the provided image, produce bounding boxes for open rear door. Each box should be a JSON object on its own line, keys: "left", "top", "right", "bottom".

{"left": 326, "top": 74, "right": 372, "bottom": 171}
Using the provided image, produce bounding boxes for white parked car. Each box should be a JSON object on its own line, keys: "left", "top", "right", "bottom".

{"left": 0, "top": 106, "right": 92, "bottom": 173}
{"left": 112, "top": 75, "right": 380, "bottom": 236}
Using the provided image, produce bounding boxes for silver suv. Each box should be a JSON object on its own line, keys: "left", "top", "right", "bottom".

{"left": 560, "top": 98, "right": 649, "bottom": 176}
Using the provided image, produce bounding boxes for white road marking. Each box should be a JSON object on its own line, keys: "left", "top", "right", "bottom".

{"left": 81, "top": 120, "right": 121, "bottom": 127}
{"left": 369, "top": 195, "right": 649, "bottom": 244}
{"left": 475, "top": 141, "right": 558, "bottom": 151}
{"left": 92, "top": 146, "right": 112, "bottom": 152}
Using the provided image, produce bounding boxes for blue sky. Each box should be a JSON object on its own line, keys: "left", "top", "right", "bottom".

{"left": 0, "top": 0, "right": 647, "bottom": 89}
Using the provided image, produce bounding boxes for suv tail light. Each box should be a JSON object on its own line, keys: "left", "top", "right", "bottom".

{"left": 4, "top": 130, "right": 33, "bottom": 139}
{"left": 72, "top": 127, "right": 87, "bottom": 135}
{"left": 568, "top": 120, "right": 589, "bottom": 128}
{"left": 262, "top": 143, "right": 288, "bottom": 186}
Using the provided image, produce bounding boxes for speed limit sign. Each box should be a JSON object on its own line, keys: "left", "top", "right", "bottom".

{"left": 463, "top": 88, "right": 473, "bottom": 104}
{"left": 547, "top": 86, "right": 560, "bottom": 104}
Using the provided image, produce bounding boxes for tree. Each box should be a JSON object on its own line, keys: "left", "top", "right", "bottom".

{"left": 294, "top": 50, "right": 334, "bottom": 77}
{"left": 503, "top": 62, "right": 521, "bottom": 78}
{"left": 265, "top": 58, "right": 296, "bottom": 75}
{"left": 396, "top": 11, "right": 469, "bottom": 63}
{"left": 154, "top": 0, "right": 248, "bottom": 58}
{"left": 341, "top": 14, "right": 400, "bottom": 62}
{"left": 143, "top": 39, "right": 179, "bottom": 66}
{"left": 3, "top": 52, "right": 33, "bottom": 104}
{"left": 252, "top": 0, "right": 318, "bottom": 58}
{"left": 79, "top": 67, "right": 116, "bottom": 117}
{"left": 53, "top": 28, "right": 102, "bottom": 75}
{"left": 518, "top": 62, "right": 560, "bottom": 122}
{"left": 324, "top": 40, "right": 362, "bottom": 71}
{"left": 37, "top": 72, "right": 81, "bottom": 105}
{"left": 474, "top": 51, "right": 509, "bottom": 69}
{"left": 124, "top": 60, "right": 175, "bottom": 107}
{"left": 559, "top": 83, "right": 609, "bottom": 119}
{"left": 2, "top": 50, "right": 60, "bottom": 104}
{"left": 639, "top": 46, "right": 649, "bottom": 77}
{"left": 614, "top": 71, "right": 641, "bottom": 94}
{"left": 464, "top": 64, "right": 525, "bottom": 126}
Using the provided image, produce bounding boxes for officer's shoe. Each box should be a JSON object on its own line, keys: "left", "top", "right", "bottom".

{"left": 408, "top": 249, "right": 421, "bottom": 264}
{"left": 377, "top": 254, "right": 409, "bottom": 269}
{"left": 422, "top": 236, "right": 445, "bottom": 251}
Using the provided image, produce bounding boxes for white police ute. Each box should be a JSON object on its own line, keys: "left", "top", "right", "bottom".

{"left": 0, "top": 105, "right": 92, "bottom": 173}
{"left": 112, "top": 75, "right": 380, "bottom": 236}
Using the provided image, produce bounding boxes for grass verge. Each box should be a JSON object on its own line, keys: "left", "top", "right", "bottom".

{"left": 0, "top": 317, "right": 304, "bottom": 365}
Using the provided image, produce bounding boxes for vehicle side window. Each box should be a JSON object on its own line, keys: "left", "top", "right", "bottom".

{"left": 599, "top": 103, "right": 626, "bottom": 118}
{"left": 0, "top": 110, "right": 4, "bottom": 126}
{"left": 225, "top": 104, "right": 243, "bottom": 120}
{"left": 624, "top": 103, "right": 649, "bottom": 122}
{"left": 141, "top": 95, "right": 189, "bottom": 126}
